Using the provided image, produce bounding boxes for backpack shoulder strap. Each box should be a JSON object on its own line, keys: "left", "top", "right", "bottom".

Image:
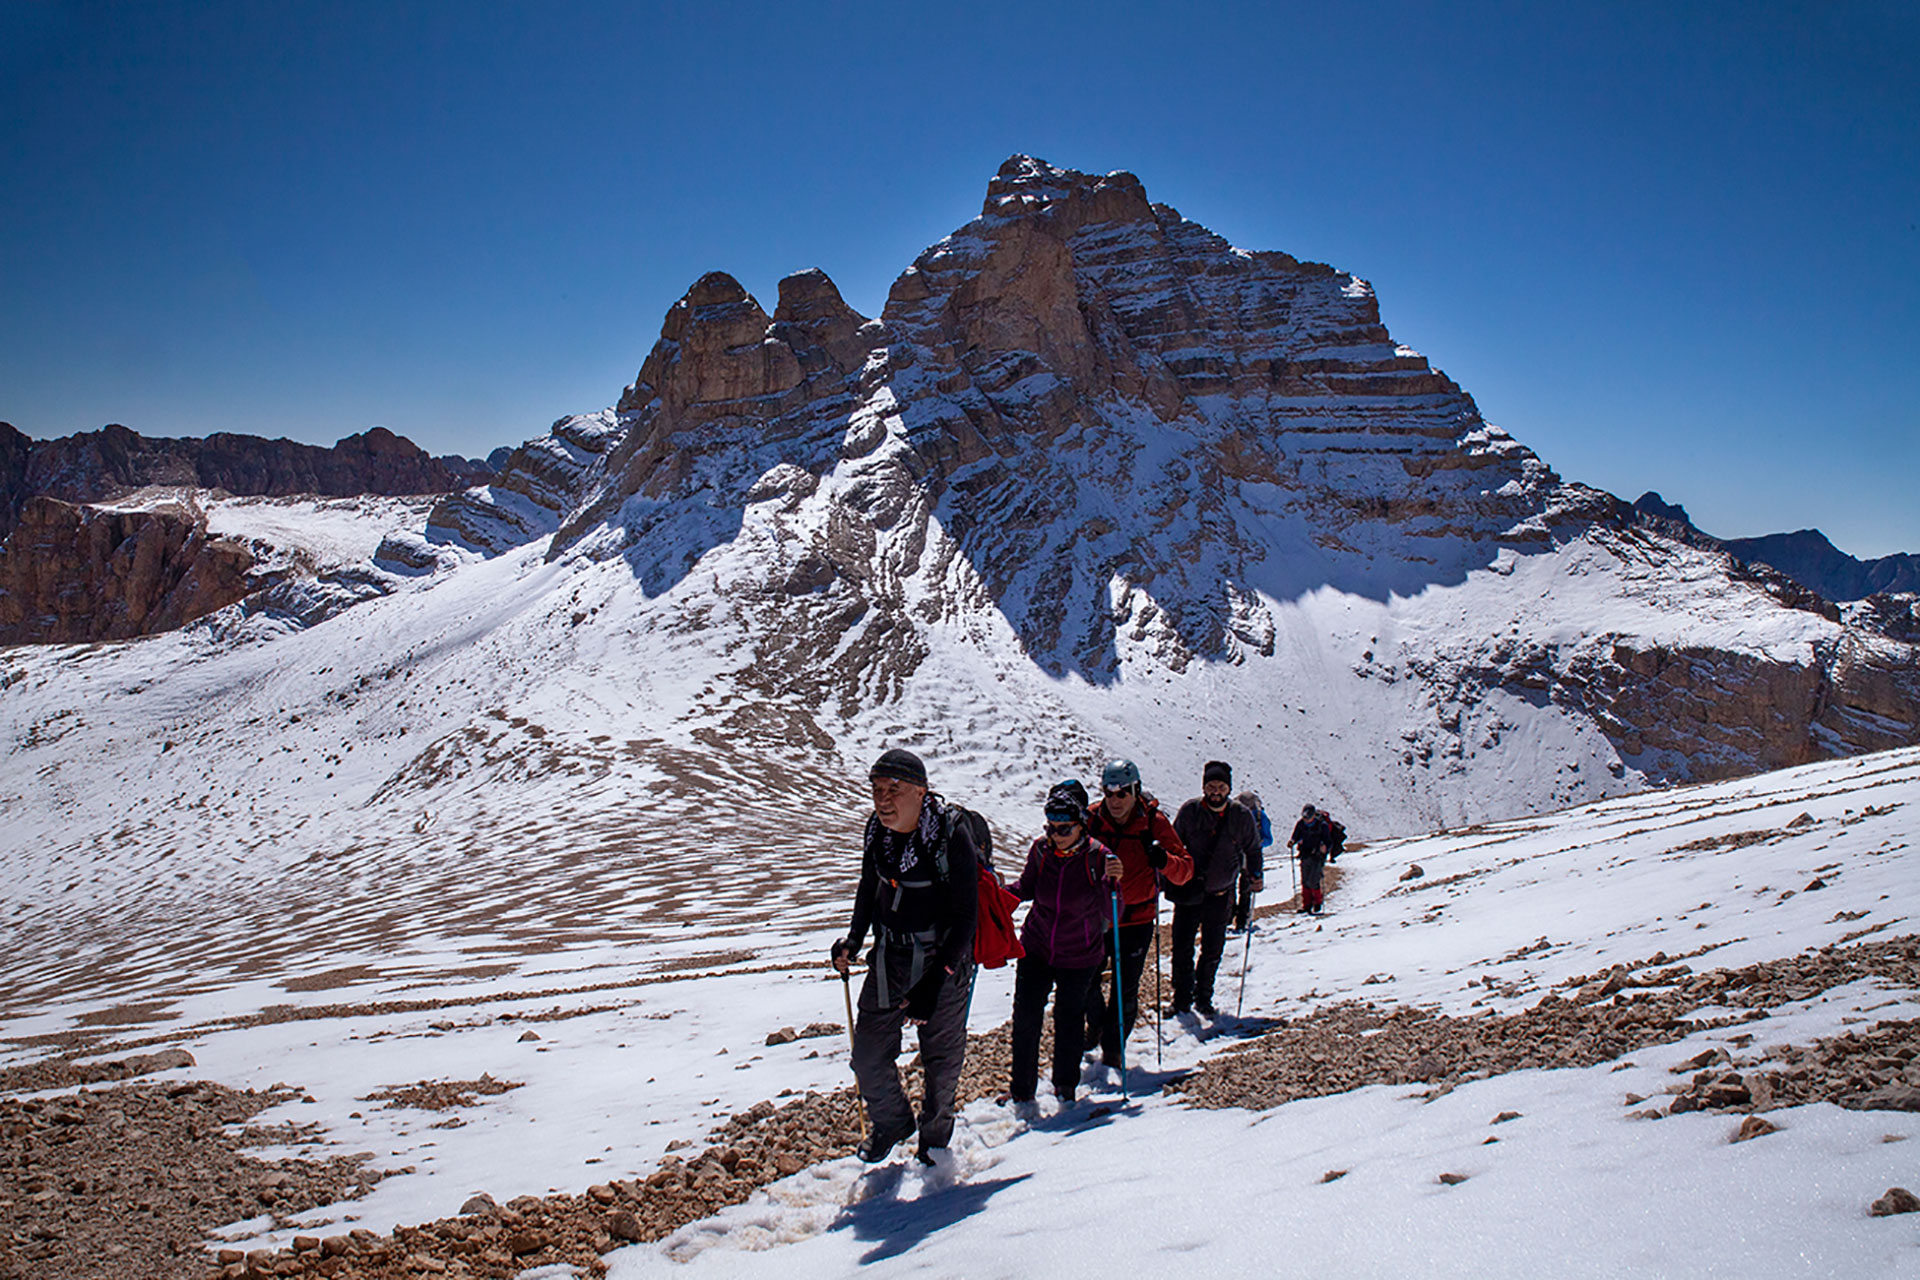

{"left": 932, "top": 798, "right": 954, "bottom": 887}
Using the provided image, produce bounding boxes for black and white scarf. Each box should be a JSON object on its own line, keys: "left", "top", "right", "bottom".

{"left": 866, "top": 792, "right": 946, "bottom": 880}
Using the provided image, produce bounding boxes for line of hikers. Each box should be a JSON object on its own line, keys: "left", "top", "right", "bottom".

{"left": 827, "top": 748, "right": 1347, "bottom": 1164}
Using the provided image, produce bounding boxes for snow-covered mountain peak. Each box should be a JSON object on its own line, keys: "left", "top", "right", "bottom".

{"left": 4, "top": 158, "right": 1917, "bottom": 886}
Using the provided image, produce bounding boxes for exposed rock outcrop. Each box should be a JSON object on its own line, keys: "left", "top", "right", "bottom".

{"left": 0, "top": 422, "right": 480, "bottom": 544}
{"left": 0, "top": 496, "right": 261, "bottom": 643}
{"left": 535, "top": 156, "right": 1917, "bottom": 789}
{"left": 425, "top": 412, "right": 623, "bottom": 556}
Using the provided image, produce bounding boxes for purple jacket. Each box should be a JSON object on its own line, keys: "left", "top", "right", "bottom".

{"left": 1011, "top": 834, "right": 1118, "bottom": 969}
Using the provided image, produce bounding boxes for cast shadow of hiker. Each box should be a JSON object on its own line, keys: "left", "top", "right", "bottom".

{"left": 1191, "top": 1012, "right": 1287, "bottom": 1043}
{"left": 835, "top": 1169, "right": 1033, "bottom": 1265}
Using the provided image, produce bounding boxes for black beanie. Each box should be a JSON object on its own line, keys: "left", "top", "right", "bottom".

{"left": 1203, "top": 760, "right": 1232, "bottom": 786}
{"left": 1044, "top": 779, "right": 1090, "bottom": 823}
{"left": 869, "top": 748, "right": 928, "bottom": 788}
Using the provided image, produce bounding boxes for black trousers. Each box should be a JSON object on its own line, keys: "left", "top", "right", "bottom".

{"left": 1170, "top": 890, "right": 1235, "bottom": 1010}
{"left": 1084, "top": 919, "right": 1153, "bottom": 1066}
{"left": 1010, "top": 955, "right": 1102, "bottom": 1103}
{"left": 850, "top": 946, "right": 974, "bottom": 1151}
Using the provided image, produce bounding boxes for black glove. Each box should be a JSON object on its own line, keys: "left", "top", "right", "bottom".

{"left": 904, "top": 966, "right": 948, "bottom": 1021}
{"left": 1144, "top": 838, "right": 1168, "bottom": 871}
{"left": 830, "top": 938, "right": 856, "bottom": 969}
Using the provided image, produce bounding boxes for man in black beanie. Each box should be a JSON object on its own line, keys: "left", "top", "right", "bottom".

{"left": 1168, "top": 760, "right": 1262, "bottom": 1016}
{"left": 830, "top": 748, "right": 979, "bottom": 1164}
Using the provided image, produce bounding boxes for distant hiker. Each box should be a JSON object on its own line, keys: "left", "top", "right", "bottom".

{"left": 1169, "top": 761, "right": 1262, "bottom": 1016}
{"left": 1084, "top": 758, "right": 1192, "bottom": 1066}
{"left": 1005, "top": 780, "right": 1122, "bottom": 1109}
{"left": 1231, "top": 789, "right": 1274, "bottom": 933}
{"left": 829, "top": 749, "right": 979, "bottom": 1164}
{"left": 1288, "top": 804, "right": 1342, "bottom": 914}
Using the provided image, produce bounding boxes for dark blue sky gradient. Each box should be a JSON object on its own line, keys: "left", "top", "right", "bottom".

{"left": 4, "top": 1, "right": 1915, "bottom": 554}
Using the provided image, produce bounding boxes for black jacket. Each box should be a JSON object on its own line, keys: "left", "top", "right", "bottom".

{"left": 1291, "top": 813, "right": 1333, "bottom": 860}
{"left": 846, "top": 794, "right": 979, "bottom": 974}
{"left": 1169, "top": 798, "right": 1261, "bottom": 904}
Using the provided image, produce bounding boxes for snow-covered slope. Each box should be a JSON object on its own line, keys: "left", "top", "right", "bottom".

{"left": 6, "top": 736, "right": 1916, "bottom": 1277}
{"left": 4, "top": 158, "right": 1918, "bottom": 1023}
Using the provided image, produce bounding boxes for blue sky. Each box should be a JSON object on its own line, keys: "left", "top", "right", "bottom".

{"left": 4, "top": 2, "right": 1915, "bottom": 555}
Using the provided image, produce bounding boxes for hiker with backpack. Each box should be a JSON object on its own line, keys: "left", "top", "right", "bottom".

{"left": 1169, "top": 762, "right": 1262, "bottom": 1016}
{"left": 829, "top": 748, "right": 979, "bottom": 1164}
{"left": 1004, "top": 780, "right": 1123, "bottom": 1111}
{"left": 1288, "top": 804, "right": 1344, "bottom": 914}
{"left": 1084, "top": 758, "right": 1192, "bottom": 1070}
{"left": 1231, "top": 790, "right": 1274, "bottom": 933}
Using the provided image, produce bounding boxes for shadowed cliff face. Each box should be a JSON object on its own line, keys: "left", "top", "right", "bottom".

{"left": 4, "top": 157, "right": 1913, "bottom": 796}
{"left": 0, "top": 497, "right": 261, "bottom": 643}
{"left": 546, "top": 156, "right": 1559, "bottom": 676}
{"left": 517, "top": 155, "right": 1917, "bottom": 787}
{"left": 0, "top": 422, "right": 473, "bottom": 544}
{"left": 0, "top": 422, "right": 493, "bottom": 644}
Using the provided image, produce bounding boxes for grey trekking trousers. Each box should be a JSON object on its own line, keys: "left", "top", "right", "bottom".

{"left": 851, "top": 945, "right": 974, "bottom": 1152}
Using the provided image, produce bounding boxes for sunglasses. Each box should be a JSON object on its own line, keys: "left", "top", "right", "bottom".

{"left": 1045, "top": 821, "right": 1080, "bottom": 835}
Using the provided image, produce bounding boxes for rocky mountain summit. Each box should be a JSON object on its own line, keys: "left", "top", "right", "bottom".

{"left": 3, "top": 156, "right": 1917, "bottom": 825}
{"left": 436, "top": 155, "right": 1919, "bottom": 813}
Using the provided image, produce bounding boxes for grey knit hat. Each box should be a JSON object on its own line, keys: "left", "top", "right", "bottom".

{"left": 869, "top": 748, "right": 928, "bottom": 788}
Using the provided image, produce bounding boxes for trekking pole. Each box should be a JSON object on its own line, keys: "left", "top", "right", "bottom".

{"left": 841, "top": 968, "right": 866, "bottom": 1138}
{"left": 1289, "top": 845, "right": 1299, "bottom": 908}
{"left": 1236, "top": 909, "right": 1253, "bottom": 1017}
{"left": 1110, "top": 890, "right": 1127, "bottom": 1101}
{"left": 1153, "top": 895, "right": 1163, "bottom": 1072}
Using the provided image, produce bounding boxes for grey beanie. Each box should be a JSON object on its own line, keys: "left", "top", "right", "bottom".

{"left": 869, "top": 748, "right": 928, "bottom": 788}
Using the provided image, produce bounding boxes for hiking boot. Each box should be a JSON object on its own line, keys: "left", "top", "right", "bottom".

{"left": 1196, "top": 1000, "right": 1217, "bottom": 1017}
{"left": 1166, "top": 1004, "right": 1190, "bottom": 1019}
{"left": 1010, "top": 1098, "right": 1040, "bottom": 1123}
{"left": 856, "top": 1124, "right": 913, "bottom": 1163}
{"left": 915, "top": 1143, "right": 948, "bottom": 1167}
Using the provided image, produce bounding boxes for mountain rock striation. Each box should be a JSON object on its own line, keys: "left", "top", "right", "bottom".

{"left": 5, "top": 157, "right": 1918, "bottom": 829}
{"left": 0, "top": 423, "right": 487, "bottom": 642}
{"left": 439, "top": 155, "right": 1916, "bottom": 809}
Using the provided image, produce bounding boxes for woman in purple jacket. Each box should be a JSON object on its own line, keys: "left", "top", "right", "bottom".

{"left": 1007, "top": 780, "right": 1123, "bottom": 1108}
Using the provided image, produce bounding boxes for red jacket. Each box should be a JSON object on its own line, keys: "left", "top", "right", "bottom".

{"left": 1087, "top": 796, "right": 1193, "bottom": 926}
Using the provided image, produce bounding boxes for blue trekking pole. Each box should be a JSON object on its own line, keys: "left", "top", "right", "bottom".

{"left": 1110, "top": 890, "right": 1127, "bottom": 1100}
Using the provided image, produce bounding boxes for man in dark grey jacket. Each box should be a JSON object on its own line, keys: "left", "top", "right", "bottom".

{"left": 1169, "top": 760, "right": 1263, "bottom": 1016}
{"left": 830, "top": 748, "right": 978, "bottom": 1164}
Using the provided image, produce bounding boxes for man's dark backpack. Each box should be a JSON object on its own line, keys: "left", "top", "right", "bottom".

{"left": 1327, "top": 817, "right": 1347, "bottom": 860}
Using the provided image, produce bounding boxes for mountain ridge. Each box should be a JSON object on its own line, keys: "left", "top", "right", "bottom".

{"left": 1633, "top": 491, "right": 1920, "bottom": 604}
{"left": 1, "top": 156, "right": 1916, "bottom": 844}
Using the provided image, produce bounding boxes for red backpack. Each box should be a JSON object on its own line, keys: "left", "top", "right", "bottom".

{"left": 942, "top": 805, "right": 1025, "bottom": 969}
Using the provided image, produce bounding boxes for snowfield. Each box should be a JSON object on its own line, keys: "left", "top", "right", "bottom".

{"left": 5, "top": 633, "right": 1918, "bottom": 1276}
{"left": 8, "top": 154, "right": 1916, "bottom": 1277}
